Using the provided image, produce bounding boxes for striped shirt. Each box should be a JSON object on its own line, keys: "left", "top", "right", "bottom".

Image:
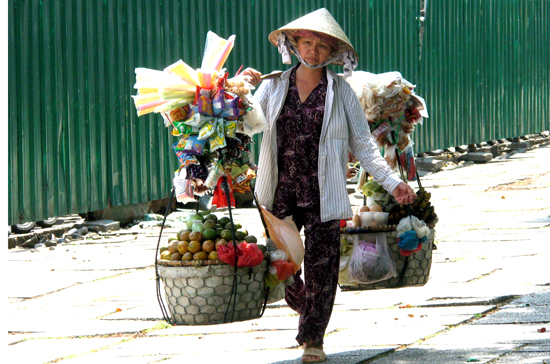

{"left": 254, "top": 66, "right": 402, "bottom": 222}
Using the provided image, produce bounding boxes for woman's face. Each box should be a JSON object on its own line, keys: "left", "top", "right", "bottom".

{"left": 296, "top": 36, "right": 334, "bottom": 66}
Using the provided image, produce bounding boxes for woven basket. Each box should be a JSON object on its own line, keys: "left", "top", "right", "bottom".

{"left": 339, "top": 228, "right": 435, "bottom": 291}
{"left": 157, "top": 259, "right": 267, "bottom": 325}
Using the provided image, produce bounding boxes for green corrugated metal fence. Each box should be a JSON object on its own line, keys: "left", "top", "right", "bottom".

{"left": 8, "top": 0, "right": 549, "bottom": 225}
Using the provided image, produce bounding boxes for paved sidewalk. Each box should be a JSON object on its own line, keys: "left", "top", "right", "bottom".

{"left": 6, "top": 144, "right": 550, "bottom": 364}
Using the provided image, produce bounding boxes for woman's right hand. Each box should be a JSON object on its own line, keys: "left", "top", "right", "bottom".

{"left": 240, "top": 67, "right": 262, "bottom": 87}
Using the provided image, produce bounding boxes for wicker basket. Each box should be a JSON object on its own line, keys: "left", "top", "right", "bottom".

{"left": 339, "top": 228, "right": 435, "bottom": 291}
{"left": 157, "top": 259, "right": 267, "bottom": 325}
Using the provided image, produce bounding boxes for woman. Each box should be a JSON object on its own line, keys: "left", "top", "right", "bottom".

{"left": 242, "top": 9, "right": 417, "bottom": 363}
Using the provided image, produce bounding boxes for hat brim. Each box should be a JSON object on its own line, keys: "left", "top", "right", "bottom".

{"left": 267, "top": 8, "right": 358, "bottom": 66}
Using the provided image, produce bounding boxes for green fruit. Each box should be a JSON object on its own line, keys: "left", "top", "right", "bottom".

{"left": 191, "top": 221, "right": 204, "bottom": 233}
{"left": 168, "top": 237, "right": 177, "bottom": 242}
{"left": 245, "top": 235, "right": 258, "bottom": 244}
{"left": 160, "top": 251, "right": 172, "bottom": 260}
{"left": 220, "top": 229, "right": 233, "bottom": 240}
{"left": 182, "top": 252, "right": 193, "bottom": 261}
{"left": 204, "top": 214, "right": 218, "bottom": 223}
{"left": 235, "top": 230, "right": 247, "bottom": 241}
{"left": 218, "top": 216, "right": 230, "bottom": 226}
{"left": 186, "top": 212, "right": 204, "bottom": 229}
{"left": 203, "top": 228, "right": 217, "bottom": 241}
{"left": 203, "top": 220, "right": 217, "bottom": 231}
{"left": 257, "top": 244, "right": 267, "bottom": 253}
{"left": 160, "top": 246, "right": 168, "bottom": 254}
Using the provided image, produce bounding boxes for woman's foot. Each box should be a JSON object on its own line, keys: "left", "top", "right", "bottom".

{"left": 302, "top": 341, "right": 326, "bottom": 363}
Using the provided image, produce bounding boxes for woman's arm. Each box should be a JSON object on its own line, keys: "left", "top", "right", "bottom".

{"left": 341, "top": 80, "right": 416, "bottom": 204}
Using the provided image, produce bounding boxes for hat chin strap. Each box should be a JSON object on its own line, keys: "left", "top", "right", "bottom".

{"left": 277, "top": 33, "right": 357, "bottom": 76}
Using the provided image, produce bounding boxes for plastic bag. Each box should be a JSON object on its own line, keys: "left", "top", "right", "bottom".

{"left": 241, "top": 96, "right": 267, "bottom": 136}
{"left": 211, "top": 176, "right": 235, "bottom": 208}
{"left": 217, "top": 242, "right": 264, "bottom": 267}
{"left": 348, "top": 233, "right": 397, "bottom": 284}
{"left": 260, "top": 206, "right": 304, "bottom": 273}
{"left": 270, "top": 260, "right": 294, "bottom": 281}
{"left": 174, "top": 169, "right": 195, "bottom": 203}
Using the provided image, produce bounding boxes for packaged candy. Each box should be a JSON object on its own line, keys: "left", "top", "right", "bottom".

{"left": 174, "top": 135, "right": 188, "bottom": 151}
{"left": 182, "top": 135, "right": 207, "bottom": 156}
{"left": 198, "top": 117, "right": 217, "bottom": 140}
{"left": 212, "top": 87, "right": 226, "bottom": 117}
{"left": 209, "top": 118, "right": 227, "bottom": 152}
{"left": 193, "top": 86, "right": 214, "bottom": 116}
{"left": 173, "top": 143, "right": 199, "bottom": 167}
{"left": 219, "top": 96, "right": 242, "bottom": 120}
{"left": 184, "top": 113, "right": 213, "bottom": 128}
{"left": 224, "top": 120, "right": 237, "bottom": 138}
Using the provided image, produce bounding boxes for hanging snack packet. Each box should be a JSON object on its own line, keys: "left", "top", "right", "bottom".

{"left": 198, "top": 116, "right": 217, "bottom": 140}
{"left": 184, "top": 113, "right": 213, "bottom": 128}
{"left": 224, "top": 120, "right": 237, "bottom": 138}
{"left": 212, "top": 88, "right": 226, "bottom": 117}
{"left": 219, "top": 96, "right": 241, "bottom": 120}
{"left": 209, "top": 118, "right": 227, "bottom": 152}
{"left": 183, "top": 134, "right": 207, "bottom": 156}
{"left": 174, "top": 135, "right": 188, "bottom": 151}
{"left": 193, "top": 86, "right": 214, "bottom": 116}
{"left": 173, "top": 143, "right": 199, "bottom": 167}
{"left": 172, "top": 121, "right": 199, "bottom": 136}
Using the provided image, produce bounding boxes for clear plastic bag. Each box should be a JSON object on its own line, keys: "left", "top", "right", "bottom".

{"left": 348, "top": 233, "right": 397, "bottom": 284}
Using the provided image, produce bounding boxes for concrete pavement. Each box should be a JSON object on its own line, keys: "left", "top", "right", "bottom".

{"left": 6, "top": 143, "right": 550, "bottom": 364}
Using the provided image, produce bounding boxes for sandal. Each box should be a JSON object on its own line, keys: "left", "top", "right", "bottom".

{"left": 302, "top": 347, "right": 327, "bottom": 363}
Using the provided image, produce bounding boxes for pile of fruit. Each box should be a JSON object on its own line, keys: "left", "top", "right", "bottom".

{"left": 159, "top": 212, "right": 264, "bottom": 262}
{"left": 387, "top": 187, "right": 438, "bottom": 226}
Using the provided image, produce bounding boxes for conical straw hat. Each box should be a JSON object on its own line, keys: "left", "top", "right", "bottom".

{"left": 268, "top": 8, "right": 357, "bottom": 65}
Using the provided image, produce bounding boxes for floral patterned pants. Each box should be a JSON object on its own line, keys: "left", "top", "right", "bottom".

{"left": 282, "top": 207, "right": 341, "bottom": 346}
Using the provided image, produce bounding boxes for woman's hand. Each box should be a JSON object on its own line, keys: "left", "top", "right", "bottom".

{"left": 240, "top": 67, "right": 262, "bottom": 87}
{"left": 393, "top": 182, "right": 417, "bottom": 205}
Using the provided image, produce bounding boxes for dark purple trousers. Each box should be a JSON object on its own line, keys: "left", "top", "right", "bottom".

{"left": 282, "top": 207, "right": 341, "bottom": 346}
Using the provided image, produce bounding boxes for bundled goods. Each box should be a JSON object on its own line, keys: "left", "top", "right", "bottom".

{"left": 344, "top": 71, "right": 428, "bottom": 177}
{"left": 387, "top": 187, "right": 438, "bottom": 226}
{"left": 158, "top": 211, "right": 265, "bottom": 267}
{"left": 132, "top": 31, "right": 267, "bottom": 203}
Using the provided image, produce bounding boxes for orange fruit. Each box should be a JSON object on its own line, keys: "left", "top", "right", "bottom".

{"left": 202, "top": 240, "right": 215, "bottom": 254}
{"left": 193, "top": 251, "right": 208, "bottom": 260}
{"left": 188, "top": 240, "right": 202, "bottom": 253}
{"left": 215, "top": 239, "right": 228, "bottom": 250}
{"left": 177, "top": 241, "right": 189, "bottom": 255}
{"left": 189, "top": 231, "right": 203, "bottom": 242}
{"left": 178, "top": 230, "right": 191, "bottom": 241}
{"left": 182, "top": 252, "right": 193, "bottom": 261}
{"left": 208, "top": 251, "right": 218, "bottom": 260}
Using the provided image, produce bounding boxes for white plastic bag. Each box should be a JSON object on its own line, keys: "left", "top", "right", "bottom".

{"left": 348, "top": 234, "right": 397, "bottom": 284}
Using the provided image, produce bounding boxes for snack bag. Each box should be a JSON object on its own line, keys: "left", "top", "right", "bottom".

{"left": 182, "top": 135, "right": 207, "bottom": 156}
{"left": 209, "top": 118, "right": 227, "bottom": 152}
{"left": 224, "top": 120, "right": 237, "bottom": 138}
{"left": 198, "top": 117, "right": 217, "bottom": 140}
{"left": 184, "top": 113, "right": 213, "bottom": 128}
{"left": 193, "top": 86, "right": 214, "bottom": 116}
{"left": 219, "top": 96, "right": 242, "bottom": 120}
{"left": 212, "top": 88, "right": 226, "bottom": 117}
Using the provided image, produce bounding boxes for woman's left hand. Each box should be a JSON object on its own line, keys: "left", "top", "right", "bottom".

{"left": 393, "top": 182, "right": 417, "bottom": 205}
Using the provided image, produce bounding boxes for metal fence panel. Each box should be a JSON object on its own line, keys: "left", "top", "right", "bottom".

{"left": 8, "top": 0, "right": 549, "bottom": 225}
